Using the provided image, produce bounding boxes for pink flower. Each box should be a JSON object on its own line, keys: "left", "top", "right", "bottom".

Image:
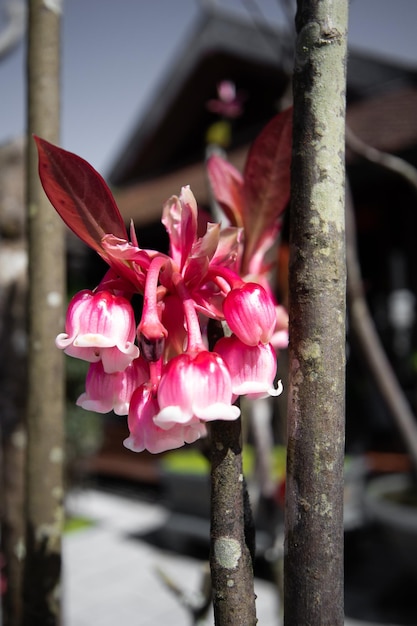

{"left": 76, "top": 357, "right": 149, "bottom": 416}
{"left": 124, "top": 384, "right": 206, "bottom": 454}
{"left": 36, "top": 125, "right": 292, "bottom": 455}
{"left": 56, "top": 289, "right": 139, "bottom": 373}
{"left": 206, "top": 80, "right": 245, "bottom": 119}
{"left": 223, "top": 282, "right": 276, "bottom": 346}
{"left": 214, "top": 335, "right": 282, "bottom": 400}
{"left": 155, "top": 351, "right": 240, "bottom": 429}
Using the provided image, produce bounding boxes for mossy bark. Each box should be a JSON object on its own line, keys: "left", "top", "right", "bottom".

{"left": 23, "top": 2, "right": 65, "bottom": 624}
{"left": 284, "top": 2, "right": 348, "bottom": 625}
{"left": 210, "top": 418, "right": 257, "bottom": 625}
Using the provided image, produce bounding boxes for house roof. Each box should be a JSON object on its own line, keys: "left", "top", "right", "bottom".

{"left": 108, "top": 8, "right": 291, "bottom": 188}
{"left": 108, "top": 8, "right": 417, "bottom": 225}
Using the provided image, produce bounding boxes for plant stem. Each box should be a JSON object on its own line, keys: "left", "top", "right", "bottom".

{"left": 209, "top": 418, "right": 257, "bottom": 625}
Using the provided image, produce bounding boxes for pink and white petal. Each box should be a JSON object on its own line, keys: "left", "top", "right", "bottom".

{"left": 194, "top": 402, "right": 240, "bottom": 422}
{"left": 101, "top": 343, "right": 140, "bottom": 374}
{"left": 154, "top": 405, "right": 194, "bottom": 429}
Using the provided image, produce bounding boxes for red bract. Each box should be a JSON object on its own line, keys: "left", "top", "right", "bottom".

{"left": 206, "top": 107, "right": 292, "bottom": 275}
{"left": 35, "top": 136, "right": 128, "bottom": 261}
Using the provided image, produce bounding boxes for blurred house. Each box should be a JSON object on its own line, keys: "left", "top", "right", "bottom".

{"left": 99, "top": 7, "right": 417, "bottom": 468}
{"left": 3, "top": 8, "right": 416, "bottom": 479}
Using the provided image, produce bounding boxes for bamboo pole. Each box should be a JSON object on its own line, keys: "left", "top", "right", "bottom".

{"left": 284, "top": 2, "right": 348, "bottom": 624}
{"left": 22, "top": 1, "right": 65, "bottom": 624}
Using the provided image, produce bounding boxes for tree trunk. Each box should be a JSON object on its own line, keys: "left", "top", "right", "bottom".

{"left": 284, "top": 2, "right": 348, "bottom": 625}
{"left": 210, "top": 418, "right": 257, "bottom": 625}
{"left": 22, "top": 1, "right": 65, "bottom": 624}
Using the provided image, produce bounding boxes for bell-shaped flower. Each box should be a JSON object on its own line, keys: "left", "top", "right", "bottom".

{"left": 223, "top": 282, "right": 276, "bottom": 346}
{"left": 214, "top": 335, "right": 282, "bottom": 400}
{"left": 56, "top": 289, "right": 139, "bottom": 372}
{"left": 124, "top": 384, "right": 206, "bottom": 454}
{"left": 76, "top": 357, "right": 149, "bottom": 416}
{"left": 155, "top": 351, "right": 240, "bottom": 429}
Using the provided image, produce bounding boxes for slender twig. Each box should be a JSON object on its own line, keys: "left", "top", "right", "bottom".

{"left": 346, "top": 126, "right": 417, "bottom": 193}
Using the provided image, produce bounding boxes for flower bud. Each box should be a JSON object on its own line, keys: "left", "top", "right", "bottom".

{"left": 223, "top": 282, "right": 276, "bottom": 346}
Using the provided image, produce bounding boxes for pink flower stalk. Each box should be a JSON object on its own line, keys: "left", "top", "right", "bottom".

{"left": 223, "top": 282, "right": 276, "bottom": 346}
{"left": 124, "top": 384, "right": 206, "bottom": 454}
{"left": 77, "top": 357, "right": 149, "bottom": 416}
{"left": 214, "top": 335, "right": 283, "bottom": 400}
{"left": 56, "top": 289, "right": 139, "bottom": 373}
{"left": 155, "top": 351, "right": 240, "bottom": 429}
{"left": 137, "top": 255, "right": 168, "bottom": 361}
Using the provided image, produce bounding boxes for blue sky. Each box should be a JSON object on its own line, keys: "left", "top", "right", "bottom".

{"left": 1, "top": 0, "right": 417, "bottom": 175}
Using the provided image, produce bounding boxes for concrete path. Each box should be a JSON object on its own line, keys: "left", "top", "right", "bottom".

{"left": 63, "top": 489, "right": 279, "bottom": 625}
{"left": 63, "top": 488, "right": 391, "bottom": 626}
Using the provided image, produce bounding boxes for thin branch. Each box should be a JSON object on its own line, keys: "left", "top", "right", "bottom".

{"left": 346, "top": 126, "right": 417, "bottom": 193}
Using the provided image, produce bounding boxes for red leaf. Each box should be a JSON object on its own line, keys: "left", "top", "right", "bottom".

{"left": 206, "top": 155, "right": 245, "bottom": 228}
{"left": 35, "top": 137, "right": 128, "bottom": 258}
{"left": 242, "top": 107, "right": 292, "bottom": 269}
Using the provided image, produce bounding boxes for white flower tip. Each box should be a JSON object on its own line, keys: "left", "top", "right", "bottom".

{"left": 271, "top": 380, "right": 284, "bottom": 397}
{"left": 55, "top": 332, "right": 70, "bottom": 349}
{"left": 196, "top": 402, "right": 241, "bottom": 422}
{"left": 123, "top": 436, "right": 144, "bottom": 453}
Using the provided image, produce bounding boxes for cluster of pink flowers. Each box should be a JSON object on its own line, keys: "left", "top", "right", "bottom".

{"left": 55, "top": 186, "right": 284, "bottom": 454}
{"left": 36, "top": 107, "right": 291, "bottom": 455}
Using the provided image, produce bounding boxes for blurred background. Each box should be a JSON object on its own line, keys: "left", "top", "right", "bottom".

{"left": 1, "top": 1, "right": 417, "bottom": 624}
{"left": 1, "top": 0, "right": 417, "bottom": 173}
